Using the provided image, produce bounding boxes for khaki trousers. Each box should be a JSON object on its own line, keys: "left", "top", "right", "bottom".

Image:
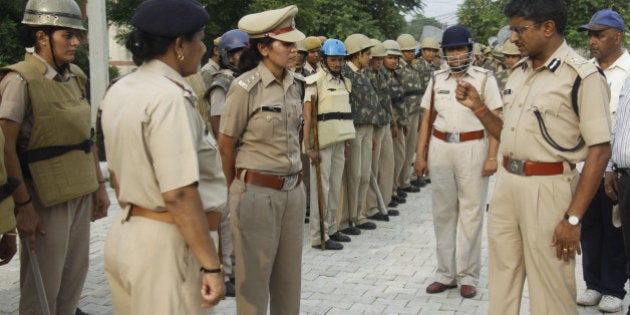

{"left": 230, "top": 178, "right": 305, "bottom": 315}
{"left": 105, "top": 210, "right": 211, "bottom": 315}
{"left": 427, "top": 137, "right": 488, "bottom": 287}
{"left": 20, "top": 192, "right": 91, "bottom": 315}
{"left": 366, "top": 125, "right": 393, "bottom": 217}
{"left": 309, "top": 141, "right": 345, "bottom": 245}
{"left": 392, "top": 130, "right": 406, "bottom": 196}
{"left": 488, "top": 167, "right": 578, "bottom": 315}
{"left": 399, "top": 112, "right": 420, "bottom": 188}
{"left": 339, "top": 125, "right": 373, "bottom": 228}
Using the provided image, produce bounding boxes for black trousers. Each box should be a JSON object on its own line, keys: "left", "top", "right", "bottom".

{"left": 581, "top": 179, "right": 627, "bottom": 299}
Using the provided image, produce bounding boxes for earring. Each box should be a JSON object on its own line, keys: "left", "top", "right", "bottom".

{"left": 178, "top": 54, "right": 184, "bottom": 61}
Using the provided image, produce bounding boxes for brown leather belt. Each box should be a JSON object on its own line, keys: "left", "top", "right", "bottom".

{"left": 433, "top": 129, "right": 485, "bottom": 143}
{"left": 503, "top": 156, "right": 574, "bottom": 176}
{"left": 129, "top": 205, "right": 221, "bottom": 231}
{"left": 236, "top": 168, "right": 302, "bottom": 191}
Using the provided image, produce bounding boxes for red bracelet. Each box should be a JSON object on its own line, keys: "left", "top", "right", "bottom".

{"left": 473, "top": 104, "right": 488, "bottom": 116}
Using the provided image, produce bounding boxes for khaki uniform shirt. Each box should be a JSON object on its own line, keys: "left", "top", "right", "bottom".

{"left": 501, "top": 41, "right": 611, "bottom": 163}
{"left": 201, "top": 58, "right": 220, "bottom": 85}
{"left": 421, "top": 66, "right": 502, "bottom": 133}
{"left": 303, "top": 62, "right": 318, "bottom": 77}
{"left": 220, "top": 62, "right": 303, "bottom": 176}
{"left": 101, "top": 60, "right": 226, "bottom": 212}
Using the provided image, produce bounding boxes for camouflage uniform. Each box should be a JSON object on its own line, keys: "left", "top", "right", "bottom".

{"left": 398, "top": 59, "right": 424, "bottom": 190}
{"left": 383, "top": 66, "right": 407, "bottom": 199}
{"left": 493, "top": 69, "right": 510, "bottom": 93}
{"left": 339, "top": 62, "right": 380, "bottom": 229}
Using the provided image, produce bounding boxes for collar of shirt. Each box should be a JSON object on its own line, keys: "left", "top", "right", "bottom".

{"left": 595, "top": 49, "right": 630, "bottom": 73}
{"left": 346, "top": 61, "right": 360, "bottom": 73}
{"left": 142, "top": 59, "right": 196, "bottom": 104}
{"left": 445, "top": 65, "right": 476, "bottom": 80}
{"left": 523, "top": 40, "right": 571, "bottom": 75}
{"left": 32, "top": 52, "right": 74, "bottom": 82}
{"left": 304, "top": 62, "right": 317, "bottom": 73}
{"left": 257, "top": 62, "right": 295, "bottom": 91}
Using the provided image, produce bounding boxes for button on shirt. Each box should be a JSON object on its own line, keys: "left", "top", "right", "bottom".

{"left": 220, "top": 62, "right": 303, "bottom": 176}
{"left": 500, "top": 41, "right": 611, "bottom": 163}
{"left": 420, "top": 66, "right": 502, "bottom": 133}
{"left": 101, "top": 60, "right": 227, "bottom": 212}
{"left": 609, "top": 75, "right": 630, "bottom": 170}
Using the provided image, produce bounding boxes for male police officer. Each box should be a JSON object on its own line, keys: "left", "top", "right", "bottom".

{"left": 456, "top": 0, "right": 611, "bottom": 313}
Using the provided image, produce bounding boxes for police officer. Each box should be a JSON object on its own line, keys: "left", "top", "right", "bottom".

{"left": 294, "top": 39, "right": 308, "bottom": 73}
{"left": 201, "top": 36, "right": 222, "bottom": 84}
{"left": 303, "top": 39, "right": 355, "bottom": 250}
{"left": 218, "top": 5, "right": 306, "bottom": 314}
{"left": 493, "top": 40, "right": 521, "bottom": 92}
{"left": 397, "top": 34, "right": 423, "bottom": 194}
{"left": 303, "top": 36, "right": 322, "bottom": 76}
{"left": 382, "top": 40, "right": 408, "bottom": 207}
{"left": 415, "top": 25, "right": 501, "bottom": 299}
{"left": 0, "top": 128, "right": 16, "bottom": 266}
{"left": 101, "top": 0, "right": 226, "bottom": 312}
{"left": 338, "top": 34, "right": 379, "bottom": 234}
{"left": 0, "top": 0, "right": 110, "bottom": 313}
{"left": 364, "top": 39, "right": 398, "bottom": 220}
{"left": 456, "top": 0, "right": 612, "bottom": 313}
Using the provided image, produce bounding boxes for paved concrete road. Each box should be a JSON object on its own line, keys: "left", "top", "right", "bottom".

{"left": 0, "top": 182, "right": 626, "bottom": 314}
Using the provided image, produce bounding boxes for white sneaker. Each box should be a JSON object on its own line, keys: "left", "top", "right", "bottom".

{"left": 598, "top": 295, "right": 623, "bottom": 313}
{"left": 577, "top": 289, "right": 602, "bottom": 306}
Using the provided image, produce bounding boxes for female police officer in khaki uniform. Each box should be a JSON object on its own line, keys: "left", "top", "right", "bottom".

{"left": 100, "top": 0, "right": 226, "bottom": 313}
{"left": 0, "top": 1, "right": 110, "bottom": 313}
{"left": 218, "top": 5, "right": 306, "bottom": 314}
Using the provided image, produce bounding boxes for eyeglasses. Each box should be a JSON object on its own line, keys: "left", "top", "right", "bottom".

{"left": 509, "top": 22, "right": 539, "bottom": 36}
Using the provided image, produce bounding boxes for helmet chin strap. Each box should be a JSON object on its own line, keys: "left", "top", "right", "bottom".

{"left": 320, "top": 57, "right": 341, "bottom": 77}
{"left": 47, "top": 30, "right": 69, "bottom": 74}
{"left": 443, "top": 51, "right": 472, "bottom": 75}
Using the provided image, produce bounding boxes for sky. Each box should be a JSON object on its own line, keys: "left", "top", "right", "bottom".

{"left": 416, "top": 0, "right": 465, "bottom": 26}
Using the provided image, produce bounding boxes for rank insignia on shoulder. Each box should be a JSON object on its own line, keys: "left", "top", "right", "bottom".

{"left": 503, "top": 89, "right": 511, "bottom": 95}
{"left": 438, "top": 90, "right": 450, "bottom": 94}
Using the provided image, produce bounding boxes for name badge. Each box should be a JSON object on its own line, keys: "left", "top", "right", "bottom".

{"left": 503, "top": 89, "right": 512, "bottom": 95}
{"left": 437, "top": 90, "right": 450, "bottom": 94}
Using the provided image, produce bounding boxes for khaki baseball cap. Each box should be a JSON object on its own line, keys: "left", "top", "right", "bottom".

{"left": 238, "top": 5, "right": 305, "bottom": 43}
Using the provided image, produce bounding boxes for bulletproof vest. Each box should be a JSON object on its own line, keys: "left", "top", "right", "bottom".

{"left": 2, "top": 54, "right": 97, "bottom": 207}
{"left": 384, "top": 68, "right": 408, "bottom": 127}
{"left": 0, "top": 128, "right": 16, "bottom": 233}
{"left": 341, "top": 64, "right": 380, "bottom": 125}
{"left": 365, "top": 68, "right": 392, "bottom": 126}
{"left": 308, "top": 70, "right": 356, "bottom": 149}
{"left": 399, "top": 61, "right": 423, "bottom": 114}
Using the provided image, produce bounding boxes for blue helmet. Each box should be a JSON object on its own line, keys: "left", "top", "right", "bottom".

{"left": 219, "top": 29, "right": 248, "bottom": 69}
{"left": 320, "top": 39, "right": 347, "bottom": 56}
{"left": 441, "top": 25, "right": 474, "bottom": 49}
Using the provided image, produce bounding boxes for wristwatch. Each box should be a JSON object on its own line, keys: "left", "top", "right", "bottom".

{"left": 564, "top": 213, "right": 581, "bottom": 226}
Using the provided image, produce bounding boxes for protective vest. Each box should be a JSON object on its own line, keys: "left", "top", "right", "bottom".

{"left": 399, "top": 61, "right": 423, "bottom": 114}
{"left": 1, "top": 54, "right": 97, "bottom": 207}
{"left": 306, "top": 70, "right": 356, "bottom": 149}
{"left": 0, "top": 128, "right": 16, "bottom": 234}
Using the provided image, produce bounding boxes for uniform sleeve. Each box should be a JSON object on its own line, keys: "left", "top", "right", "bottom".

{"left": 147, "top": 97, "right": 200, "bottom": 193}
{"left": 0, "top": 72, "right": 29, "bottom": 123}
{"left": 483, "top": 75, "right": 503, "bottom": 111}
{"left": 210, "top": 87, "right": 226, "bottom": 117}
{"left": 579, "top": 72, "right": 612, "bottom": 146}
{"left": 420, "top": 77, "right": 434, "bottom": 110}
{"left": 303, "top": 83, "right": 317, "bottom": 103}
{"left": 219, "top": 85, "right": 250, "bottom": 138}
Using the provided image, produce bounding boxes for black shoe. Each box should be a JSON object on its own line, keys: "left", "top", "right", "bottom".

{"left": 356, "top": 222, "right": 377, "bottom": 230}
{"left": 329, "top": 231, "right": 351, "bottom": 242}
{"left": 387, "top": 209, "right": 400, "bottom": 216}
{"left": 225, "top": 278, "right": 235, "bottom": 297}
{"left": 388, "top": 199, "right": 399, "bottom": 207}
{"left": 312, "top": 239, "right": 343, "bottom": 250}
{"left": 341, "top": 226, "right": 361, "bottom": 235}
{"left": 368, "top": 213, "right": 389, "bottom": 221}
{"left": 424, "top": 178, "right": 431, "bottom": 184}
{"left": 392, "top": 195, "right": 406, "bottom": 204}
{"left": 76, "top": 308, "right": 91, "bottom": 315}
{"left": 418, "top": 179, "right": 427, "bottom": 187}
{"left": 402, "top": 185, "right": 420, "bottom": 193}
{"left": 396, "top": 189, "right": 408, "bottom": 198}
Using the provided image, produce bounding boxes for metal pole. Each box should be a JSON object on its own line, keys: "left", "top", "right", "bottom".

{"left": 22, "top": 238, "right": 50, "bottom": 315}
{"left": 370, "top": 171, "right": 388, "bottom": 216}
{"left": 310, "top": 94, "right": 326, "bottom": 250}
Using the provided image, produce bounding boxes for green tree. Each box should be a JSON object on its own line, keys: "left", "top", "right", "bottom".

{"left": 404, "top": 13, "right": 445, "bottom": 39}
{"left": 457, "top": 0, "right": 508, "bottom": 46}
{"left": 0, "top": 0, "right": 28, "bottom": 66}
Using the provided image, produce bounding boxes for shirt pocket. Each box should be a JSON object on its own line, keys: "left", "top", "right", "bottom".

{"left": 525, "top": 100, "right": 581, "bottom": 147}
{"left": 248, "top": 107, "right": 282, "bottom": 141}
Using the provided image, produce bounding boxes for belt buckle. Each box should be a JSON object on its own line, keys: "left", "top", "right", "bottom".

{"left": 281, "top": 174, "right": 298, "bottom": 191}
{"left": 445, "top": 132, "right": 460, "bottom": 143}
{"left": 507, "top": 158, "right": 525, "bottom": 175}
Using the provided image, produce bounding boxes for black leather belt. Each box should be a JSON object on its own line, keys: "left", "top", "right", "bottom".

{"left": 317, "top": 112, "right": 353, "bottom": 121}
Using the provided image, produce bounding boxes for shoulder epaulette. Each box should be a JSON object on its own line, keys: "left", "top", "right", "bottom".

{"left": 289, "top": 70, "right": 305, "bottom": 83}
{"left": 565, "top": 55, "right": 598, "bottom": 79}
{"left": 237, "top": 71, "right": 261, "bottom": 92}
{"left": 472, "top": 66, "right": 491, "bottom": 74}
{"left": 305, "top": 71, "right": 324, "bottom": 85}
